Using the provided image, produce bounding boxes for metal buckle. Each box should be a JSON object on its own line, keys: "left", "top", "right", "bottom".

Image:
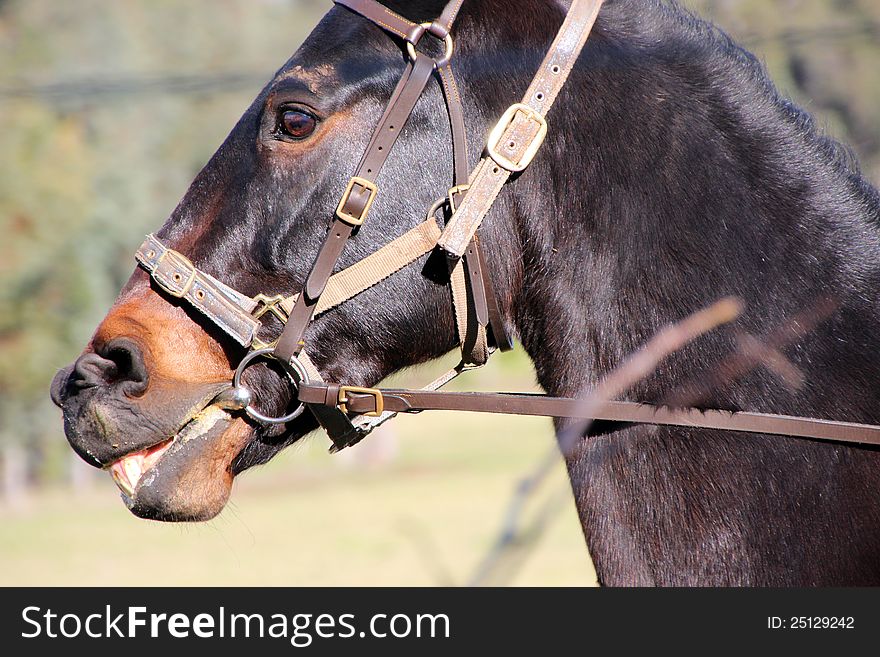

{"left": 406, "top": 22, "right": 454, "bottom": 69}
{"left": 252, "top": 294, "right": 289, "bottom": 323}
{"left": 336, "top": 176, "right": 378, "bottom": 226}
{"left": 155, "top": 249, "right": 197, "bottom": 299}
{"left": 448, "top": 184, "right": 470, "bottom": 213}
{"left": 251, "top": 294, "right": 289, "bottom": 350}
{"left": 338, "top": 386, "right": 384, "bottom": 417}
{"left": 425, "top": 184, "right": 471, "bottom": 224}
{"left": 486, "top": 103, "right": 548, "bottom": 173}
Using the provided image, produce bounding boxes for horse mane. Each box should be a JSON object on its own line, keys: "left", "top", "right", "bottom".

{"left": 660, "top": 1, "right": 872, "bottom": 186}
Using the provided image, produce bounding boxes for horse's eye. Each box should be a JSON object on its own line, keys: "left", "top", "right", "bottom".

{"left": 278, "top": 109, "right": 317, "bottom": 139}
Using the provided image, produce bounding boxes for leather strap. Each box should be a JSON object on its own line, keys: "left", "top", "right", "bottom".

{"left": 336, "top": 0, "right": 466, "bottom": 40}
{"left": 438, "top": 0, "right": 466, "bottom": 33}
{"left": 297, "top": 384, "right": 880, "bottom": 447}
{"left": 437, "top": 61, "right": 508, "bottom": 361}
{"left": 438, "top": 0, "right": 604, "bottom": 256}
{"left": 437, "top": 65, "right": 470, "bottom": 185}
{"left": 334, "top": 0, "right": 413, "bottom": 39}
{"left": 274, "top": 54, "right": 437, "bottom": 364}
{"left": 344, "top": 362, "right": 470, "bottom": 451}
{"left": 277, "top": 1, "right": 506, "bottom": 367}
{"left": 136, "top": 235, "right": 261, "bottom": 347}
{"left": 279, "top": 218, "right": 442, "bottom": 318}
{"left": 477, "top": 236, "right": 514, "bottom": 350}
{"left": 136, "top": 0, "right": 880, "bottom": 455}
{"left": 138, "top": 220, "right": 441, "bottom": 351}
{"left": 295, "top": 351, "right": 365, "bottom": 451}
{"left": 437, "top": 61, "right": 490, "bottom": 364}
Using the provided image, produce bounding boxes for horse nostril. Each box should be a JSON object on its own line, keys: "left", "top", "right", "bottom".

{"left": 72, "top": 352, "right": 119, "bottom": 389}
{"left": 71, "top": 339, "right": 149, "bottom": 393}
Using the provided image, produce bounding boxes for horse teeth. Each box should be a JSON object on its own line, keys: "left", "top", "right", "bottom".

{"left": 122, "top": 455, "right": 144, "bottom": 489}
{"left": 110, "top": 466, "right": 134, "bottom": 497}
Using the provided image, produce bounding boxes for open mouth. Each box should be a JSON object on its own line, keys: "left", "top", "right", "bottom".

{"left": 107, "top": 398, "right": 236, "bottom": 500}
{"left": 109, "top": 439, "right": 173, "bottom": 497}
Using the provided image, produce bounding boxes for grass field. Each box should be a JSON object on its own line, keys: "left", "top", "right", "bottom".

{"left": 0, "top": 352, "right": 597, "bottom": 587}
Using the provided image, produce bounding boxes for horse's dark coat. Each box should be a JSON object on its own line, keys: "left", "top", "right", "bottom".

{"left": 55, "top": 0, "right": 880, "bottom": 583}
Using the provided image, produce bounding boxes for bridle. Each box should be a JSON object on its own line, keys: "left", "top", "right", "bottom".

{"left": 134, "top": 0, "right": 880, "bottom": 452}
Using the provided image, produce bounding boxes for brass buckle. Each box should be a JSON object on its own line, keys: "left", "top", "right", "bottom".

{"left": 336, "top": 177, "right": 378, "bottom": 226}
{"left": 251, "top": 294, "right": 289, "bottom": 350}
{"left": 155, "top": 249, "right": 197, "bottom": 299}
{"left": 448, "top": 184, "right": 470, "bottom": 213}
{"left": 338, "top": 386, "right": 384, "bottom": 417}
{"left": 486, "top": 103, "right": 548, "bottom": 173}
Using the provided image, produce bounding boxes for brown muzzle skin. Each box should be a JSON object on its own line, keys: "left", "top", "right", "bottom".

{"left": 51, "top": 273, "right": 262, "bottom": 521}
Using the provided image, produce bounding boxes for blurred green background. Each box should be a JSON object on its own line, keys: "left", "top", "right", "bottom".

{"left": 0, "top": 0, "right": 878, "bottom": 586}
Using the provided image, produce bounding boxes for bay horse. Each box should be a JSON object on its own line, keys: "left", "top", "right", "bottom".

{"left": 51, "top": 0, "right": 880, "bottom": 585}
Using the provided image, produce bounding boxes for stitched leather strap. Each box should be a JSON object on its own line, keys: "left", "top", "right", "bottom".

{"left": 334, "top": 0, "right": 413, "bottom": 39}
{"left": 343, "top": 362, "right": 471, "bottom": 452}
{"left": 337, "top": 0, "right": 506, "bottom": 361}
{"left": 437, "top": 61, "right": 491, "bottom": 364}
{"left": 437, "top": 0, "right": 604, "bottom": 256}
{"left": 438, "top": 66, "right": 513, "bottom": 351}
{"left": 298, "top": 384, "right": 880, "bottom": 447}
{"left": 136, "top": 235, "right": 261, "bottom": 347}
{"left": 274, "top": 54, "right": 437, "bottom": 364}
{"left": 335, "top": 0, "right": 466, "bottom": 39}
{"left": 138, "top": 220, "right": 441, "bottom": 350}
{"left": 438, "top": 0, "right": 466, "bottom": 32}
{"left": 135, "top": 0, "right": 880, "bottom": 454}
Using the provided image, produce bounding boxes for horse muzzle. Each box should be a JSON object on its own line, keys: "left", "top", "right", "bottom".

{"left": 50, "top": 342, "right": 251, "bottom": 521}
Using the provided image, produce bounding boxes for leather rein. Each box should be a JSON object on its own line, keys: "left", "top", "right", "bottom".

{"left": 134, "top": 0, "right": 880, "bottom": 452}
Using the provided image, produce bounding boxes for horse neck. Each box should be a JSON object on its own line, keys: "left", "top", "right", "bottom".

{"left": 457, "top": 0, "right": 880, "bottom": 588}
{"left": 484, "top": 11, "right": 880, "bottom": 404}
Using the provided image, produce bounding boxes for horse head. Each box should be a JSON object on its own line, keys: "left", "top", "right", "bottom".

{"left": 50, "top": 0, "right": 551, "bottom": 521}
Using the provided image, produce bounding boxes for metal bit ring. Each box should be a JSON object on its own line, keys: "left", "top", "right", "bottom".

{"left": 232, "top": 348, "right": 309, "bottom": 425}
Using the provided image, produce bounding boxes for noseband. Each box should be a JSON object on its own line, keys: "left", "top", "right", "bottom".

{"left": 135, "top": 0, "right": 880, "bottom": 451}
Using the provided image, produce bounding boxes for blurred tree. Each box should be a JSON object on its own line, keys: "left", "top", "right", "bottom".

{"left": 692, "top": 0, "right": 880, "bottom": 180}
{"left": 0, "top": 0, "right": 324, "bottom": 498}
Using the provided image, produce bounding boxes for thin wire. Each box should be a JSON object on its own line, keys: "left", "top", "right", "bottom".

{"left": 0, "top": 25, "right": 877, "bottom": 103}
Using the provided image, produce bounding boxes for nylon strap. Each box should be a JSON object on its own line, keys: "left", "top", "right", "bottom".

{"left": 280, "top": 218, "right": 441, "bottom": 317}
{"left": 134, "top": 0, "right": 880, "bottom": 455}
{"left": 137, "top": 224, "right": 447, "bottom": 452}
{"left": 437, "top": 0, "right": 604, "bottom": 256}
{"left": 274, "top": 54, "right": 437, "bottom": 365}
{"left": 337, "top": 0, "right": 502, "bottom": 363}
{"left": 137, "top": 220, "right": 441, "bottom": 349}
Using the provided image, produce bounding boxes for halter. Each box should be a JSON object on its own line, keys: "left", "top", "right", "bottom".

{"left": 135, "top": 0, "right": 880, "bottom": 451}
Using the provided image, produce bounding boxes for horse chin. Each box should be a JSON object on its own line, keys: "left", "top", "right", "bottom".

{"left": 109, "top": 406, "right": 254, "bottom": 522}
